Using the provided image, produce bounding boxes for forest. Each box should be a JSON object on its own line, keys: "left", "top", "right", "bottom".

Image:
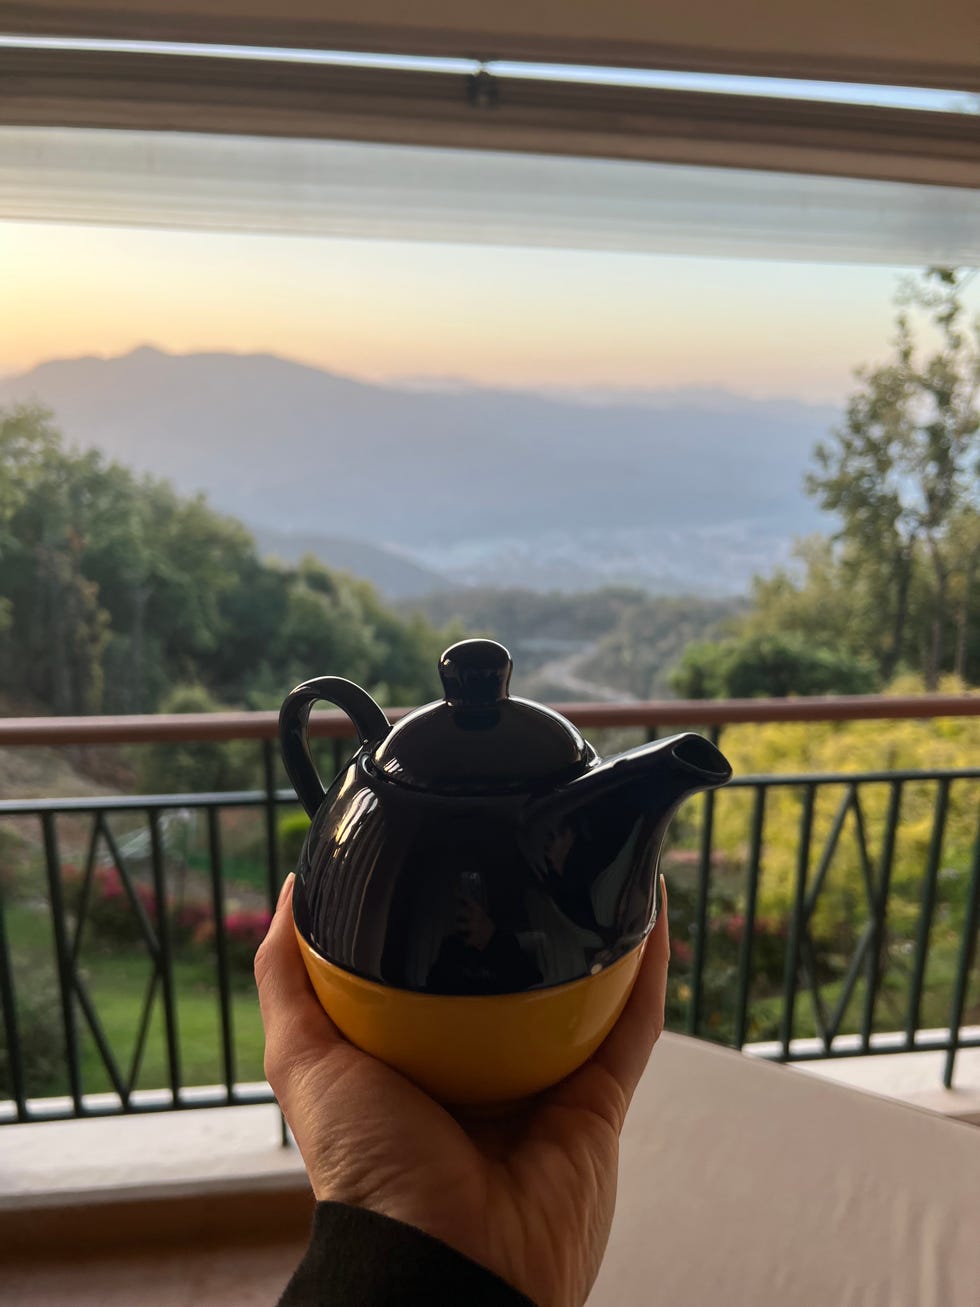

{"left": 0, "top": 404, "right": 456, "bottom": 721}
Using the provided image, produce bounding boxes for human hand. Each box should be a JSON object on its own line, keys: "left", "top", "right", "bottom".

{"left": 255, "top": 875, "right": 669, "bottom": 1307}
{"left": 455, "top": 894, "right": 496, "bottom": 949}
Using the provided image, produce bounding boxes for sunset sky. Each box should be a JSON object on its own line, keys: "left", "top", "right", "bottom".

{"left": 3, "top": 218, "right": 938, "bottom": 403}
{"left": 3, "top": 40, "right": 979, "bottom": 403}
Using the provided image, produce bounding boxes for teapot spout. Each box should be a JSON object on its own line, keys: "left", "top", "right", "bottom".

{"left": 547, "top": 731, "right": 732, "bottom": 819}
{"left": 651, "top": 732, "right": 733, "bottom": 801}
{"left": 521, "top": 733, "right": 732, "bottom": 953}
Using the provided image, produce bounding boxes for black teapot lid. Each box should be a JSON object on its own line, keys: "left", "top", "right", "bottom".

{"left": 370, "top": 639, "right": 592, "bottom": 793}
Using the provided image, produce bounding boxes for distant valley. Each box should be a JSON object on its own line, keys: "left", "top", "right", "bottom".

{"left": 0, "top": 347, "right": 837, "bottom": 596}
{"left": 251, "top": 526, "right": 450, "bottom": 599}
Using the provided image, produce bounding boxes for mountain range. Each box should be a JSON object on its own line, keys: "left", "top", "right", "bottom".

{"left": 0, "top": 347, "right": 837, "bottom": 595}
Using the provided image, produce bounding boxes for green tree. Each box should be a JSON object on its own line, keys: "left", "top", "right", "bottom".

{"left": 580, "top": 596, "right": 743, "bottom": 699}
{"left": 670, "top": 631, "right": 878, "bottom": 699}
{"left": 136, "top": 684, "right": 258, "bottom": 793}
{"left": 0, "top": 407, "right": 453, "bottom": 719}
{"left": 807, "top": 268, "right": 980, "bottom": 688}
{"left": 0, "top": 406, "right": 109, "bottom": 713}
{"left": 743, "top": 536, "right": 894, "bottom": 679}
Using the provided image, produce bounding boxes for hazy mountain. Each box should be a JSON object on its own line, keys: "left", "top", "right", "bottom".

{"left": 252, "top": 526, "right": 449, "bottom": 599}
{"left": 1, "top": 346, "right": 837, "bottom": 593}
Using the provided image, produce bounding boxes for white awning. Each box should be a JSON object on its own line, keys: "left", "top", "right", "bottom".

{"left": 4, "top": 127, "right": 979, "bottom": 266}
{"left": 4, "top": 0, "right": 980, "bottom": 90}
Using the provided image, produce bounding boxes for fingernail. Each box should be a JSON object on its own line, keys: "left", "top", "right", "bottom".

{"left": 276, "top": 872, "right": 295, "bottom": 911}
{"left": 660, "top": 874, "right": 670, "bottom": 961}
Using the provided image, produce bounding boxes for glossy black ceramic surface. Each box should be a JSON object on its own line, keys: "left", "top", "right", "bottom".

{"left": 281, "top": 639, "right": 732, "bottom": 997}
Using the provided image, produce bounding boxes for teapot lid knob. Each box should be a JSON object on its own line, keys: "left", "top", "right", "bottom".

{"left": 439, "top": 639, "right": 512, "bottom": 707}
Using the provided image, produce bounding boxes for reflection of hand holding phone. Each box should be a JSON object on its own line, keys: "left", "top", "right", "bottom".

{"left": 456, "top": 870, "right": 493, "bottom": 949}
{"left": 458, "top": 869, "right": 486, "bottom": 908}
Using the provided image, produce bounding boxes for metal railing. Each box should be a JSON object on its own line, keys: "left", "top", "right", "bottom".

{"left": 1, "top": 693, "right": 978, "bottom": 1125}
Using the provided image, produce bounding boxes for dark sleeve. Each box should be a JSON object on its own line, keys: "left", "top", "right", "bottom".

{"left": 277, "top": 1201, "right": 537, "bottom": 1307}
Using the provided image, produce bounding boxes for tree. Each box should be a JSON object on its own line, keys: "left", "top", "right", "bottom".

{"left": 0, "top": 407, "right": 454, "bottom": 718}
{"left": 670, "top": 631, "right": 877, "bottom": 700}
{"left": 0, "top": 406, "right": 109, "bottom": 713}
{"left": 136, "top": 684, "right": 257, "bottom": 793}
{"left": 807, "top": 268, "right": 980, "bottom": 688}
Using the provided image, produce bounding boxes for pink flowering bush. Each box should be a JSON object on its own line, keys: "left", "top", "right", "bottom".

{"left": 62, "top": 864, "right": 159, "bottom": 950}
{"left": 61, "top": 861, "right": 269, "bottom": 978}
{"left": 173, "top": 900, "right": 214, "bottom": 946}
{"left": 664, "top": 880, "right": 805, "bottom": 1037}
{"left": 223, "top": 909, "right": 272, "bottom": 974}
{"left": 669, "top": 937, "right": 693, "bottom": 967}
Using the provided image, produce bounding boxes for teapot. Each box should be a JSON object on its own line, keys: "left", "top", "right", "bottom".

{"left": 279, "top": 638, "right": 731, "bottom": 1104}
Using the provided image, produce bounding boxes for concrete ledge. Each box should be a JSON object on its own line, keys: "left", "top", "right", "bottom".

{"left": 745, "top": 1026, "right": 980, "bottom": 1124}
{"left": 0, "top": 1101, "right": 305, "bottom": 1198}
{"left": 0, "top": 1101, "right": 313, "bottom": 1260}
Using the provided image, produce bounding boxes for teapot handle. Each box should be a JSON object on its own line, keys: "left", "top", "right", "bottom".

{"left": 278, "top": 677, "right": 391, "bottom": 819}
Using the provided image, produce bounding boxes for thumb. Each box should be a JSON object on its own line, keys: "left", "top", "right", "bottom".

{"left": 254, "top": 874, "right": 343, "bottom": 1088}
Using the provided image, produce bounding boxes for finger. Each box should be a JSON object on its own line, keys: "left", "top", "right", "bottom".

{"left": 254, "top": 875, "right": 344, "bottom": 1081}
{"left": 587, "top": 873, "right": 670, "bottom": 1109}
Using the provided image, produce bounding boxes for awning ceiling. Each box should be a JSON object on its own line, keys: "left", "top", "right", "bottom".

{"left": 2, "top": 46, "right": 979, "bottom": 191}
{"left": 4, "top": 1, "right": 980, "bottom": 90}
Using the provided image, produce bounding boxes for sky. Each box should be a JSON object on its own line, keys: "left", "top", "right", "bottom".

{"left": 0, "top": 219, "right": 932, "bottom": 403}
{"left": 3, "top": 36, "right": 979, "bottom": 401}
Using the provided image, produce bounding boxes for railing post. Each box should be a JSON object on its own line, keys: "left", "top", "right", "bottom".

{"left": 0, "top": 879, "right": 28, "bottom": 1121}
{"left": 262, "top": 740, "right": 282, "bottom": 910}
{"left": 734, "top": 786, "right": 766, "bottom": 1049}
{"left": 687, "top": 724, "right": 721, "bottom": 1037}
{"left": 905, "top": 779, "right": 949, "bottom": 1048}
{"left": 262, "top": 739, "right": 290, "bottom": 1148}
{"left": 207, "top": 807, "right": 236, "bottom": 1101}
{"left": 41, "top": 811, "right": 84, "bottom": 1114}
{"left": 861, "top": 781, "right": 902, "bottom": 1051}
{"left": 148, "top": 810, "right": 182, "bottom": 1106}
{"left": 779, "top": 784, "right": 815, "bottom": 1060}
{"left": 943, "top": 800, "right": 980, "bottom": 1089}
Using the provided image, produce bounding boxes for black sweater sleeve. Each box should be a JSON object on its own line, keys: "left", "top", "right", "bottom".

{"left": 278, "top": 1202, "right": 537, "bottom": 1307}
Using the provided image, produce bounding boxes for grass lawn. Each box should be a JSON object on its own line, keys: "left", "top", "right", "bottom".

{"left": 732, "top": 929, "right": 972, "bottom": 1044}
{"left": 80, "top": 952, "right": 266, "bottom": 1094}
{"left": 5, "top": 904, "right": 266, "bottom": 1099}
{"left": 5, "top": 891, "right": 975, "bottom": 1100}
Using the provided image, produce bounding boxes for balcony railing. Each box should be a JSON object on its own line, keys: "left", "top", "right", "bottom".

{"left": 1, "top": 694, "right": 978, "bottom": 1126}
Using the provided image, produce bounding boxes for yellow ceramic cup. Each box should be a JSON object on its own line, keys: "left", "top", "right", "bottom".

{"left": 296, "top": 926, "right": 644, "bottom": 1106}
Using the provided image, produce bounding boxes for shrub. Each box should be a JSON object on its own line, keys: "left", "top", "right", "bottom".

{"left": 0, "top": 825, "right": 31, "bottom": 898}
{"left": 711, "top": 678, "right": 980, "bottom": 942}
{"left": 279, "top": 810, "right": 311, "bottom": 872}
{"left": 224, "top": 908, "right": 272, "bottom": 974}
{"left": 62, "top": 864, "right": 159, "bottom": 950}
{"left": 671, "top": 632, "right": 878, "bottom": 699}
{"left": 136, "top": 684, "right": 258, "bottom": 795}
{"left": 61, "top": 862, "right": 269, "bottom": 979}
{"left": 173, "top": 899, "right": 213, "bottom": 947}
{"left": 0, "top": 969, "right": 64, "bottom": 1099}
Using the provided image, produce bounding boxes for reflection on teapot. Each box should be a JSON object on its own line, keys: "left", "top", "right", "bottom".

{"left": 280, "top": 639, "right": 732, "bottom": 1104}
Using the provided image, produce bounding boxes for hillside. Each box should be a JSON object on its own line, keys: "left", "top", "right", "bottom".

{"left": 0, "top": 346, "right": 835, "bottom": 593}
{"left": 252, "top": 526, "right": 449, "bottom": 599}
{"left": 404, "top": 586, "right": 743, "bottom": 699}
